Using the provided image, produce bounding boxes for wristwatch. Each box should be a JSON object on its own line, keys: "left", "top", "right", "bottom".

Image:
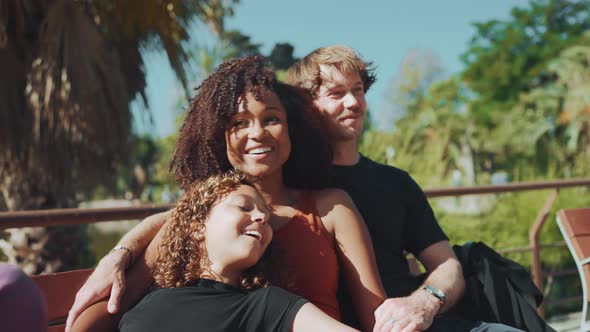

{"left": 423, "top": 285, "right": 446, "bottom": 303}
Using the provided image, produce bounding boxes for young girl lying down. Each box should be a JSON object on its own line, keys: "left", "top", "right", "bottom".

{"left": 118, "top": 171, "right": 358, "bottom": 332}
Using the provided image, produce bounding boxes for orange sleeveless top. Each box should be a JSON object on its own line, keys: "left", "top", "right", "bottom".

{"left": 271, "top": 191, "right": 340, "bottom": 320}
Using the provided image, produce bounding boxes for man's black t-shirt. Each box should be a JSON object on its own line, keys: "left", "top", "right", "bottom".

{"left": 119, "top": 279, "right": 307, "bottom": 332}
{"left": 333, "top": 155, "right": 448, "bottom": 297}
{"left": 335, "top": 156, "right": 527, "bottom": 332}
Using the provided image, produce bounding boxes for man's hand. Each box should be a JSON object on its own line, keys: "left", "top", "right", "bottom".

{"left": 65, "top": 249, "right": 131, "bottom": 332}
{"left": 373, "top": 290, "right": 441, "bottom": 332}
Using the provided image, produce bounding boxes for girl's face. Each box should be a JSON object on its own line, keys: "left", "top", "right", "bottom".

{"left": 204, "top": 185, "right": 273, "bottom": 272}
{"left": 225, "top": 92, "right": 291, "bottom": 179}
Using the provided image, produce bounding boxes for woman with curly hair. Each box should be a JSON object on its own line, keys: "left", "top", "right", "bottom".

{"left": 68, "top": 56, "right": 385, "bottom": 332}
{"left": 119, "top": 171, "right": 358, "bottom": 332}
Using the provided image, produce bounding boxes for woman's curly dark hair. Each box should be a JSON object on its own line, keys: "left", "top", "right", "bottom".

{"left": 170, "top": 55, "right": 333, "bottom": 191}
{"left": 152, "top": 170, "right": 269, "bottom": 291}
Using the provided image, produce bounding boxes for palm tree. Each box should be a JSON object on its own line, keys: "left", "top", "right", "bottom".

{"left": 0, "top": 0, "right": 236, "bottom": 275}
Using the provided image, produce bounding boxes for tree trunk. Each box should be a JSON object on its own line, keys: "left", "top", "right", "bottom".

{"left": 0, "top": 169, "right": 95, "bottom": 275}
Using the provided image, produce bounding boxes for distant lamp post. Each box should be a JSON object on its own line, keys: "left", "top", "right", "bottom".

{"left": 452, "top": 170, "right": 463, "bottom": 187}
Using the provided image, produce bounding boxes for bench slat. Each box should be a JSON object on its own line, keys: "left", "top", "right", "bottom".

{"left": 571, "top": 235, "right": 590, "bottom": 262}
{"left": 31, "top": 268, "right": 93, "bottom": 325}
{"left": 557, "top": 207, "right": 590, "bottom": 332}
{"left": 561, "top": 208, "right": 590, "bottom": 237}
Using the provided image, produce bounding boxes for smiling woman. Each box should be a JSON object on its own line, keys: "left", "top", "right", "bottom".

{"left": 68, "top": 56, "right": 384, "bottom": 332}
{"left": 150, "top": 171, "right": 272, "bottom": 290}
{"left": 225, "top": 92, "right": 292, "bottom": 179}
{"left": 119, "top": 171, "right": 358, "bottom": 332}
{"left": 168, "top": 56, "right": 333, "bottom": 192}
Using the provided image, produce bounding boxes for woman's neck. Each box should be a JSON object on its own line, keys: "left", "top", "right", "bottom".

{"left": 255, "top": 170, "right": 296, "bottom": 206}
{"left": 204, "top": 264, "right": 241, "bottom": 287}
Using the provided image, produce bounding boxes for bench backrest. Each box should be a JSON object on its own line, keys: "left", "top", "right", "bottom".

{"left": 557, "top": 207, "right": 590, "bottom": 332}
{"left": 31, "top": 268, "right": 93, "bottom": 332}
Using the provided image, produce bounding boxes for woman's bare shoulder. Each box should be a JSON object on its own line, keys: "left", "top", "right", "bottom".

{"left": 313, "top": 188, "right": 354, "bottom": 207}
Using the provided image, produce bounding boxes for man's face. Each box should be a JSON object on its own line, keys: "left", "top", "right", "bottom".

{"left": 313, "top": 64, "right": 367, "bottom": 142}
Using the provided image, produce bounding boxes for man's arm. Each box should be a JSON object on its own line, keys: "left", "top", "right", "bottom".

{"left": 417, "top": 240, "right": 464, "bottom": 313}
{"left": 65, "top": 210, "right": 171, "bottom": 332}
{"left": 373, "top": 241, "right": 464, "bottom": 332}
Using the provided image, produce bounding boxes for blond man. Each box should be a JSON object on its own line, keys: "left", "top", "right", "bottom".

{"left": 287, "top": 45, "right": 523, "bottom": 332}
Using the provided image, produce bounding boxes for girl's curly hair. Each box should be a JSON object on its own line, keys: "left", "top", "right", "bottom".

{"left": 152, "top": 170, "right": 269, "bottom": 291}
{"left": 170, "top": 55, "right": 333, "bottom": 192}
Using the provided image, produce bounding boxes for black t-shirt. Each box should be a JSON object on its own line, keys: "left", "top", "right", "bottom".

{"left": 333, "top": 155, "right": 448, "bottom": 298}
{"left": 119, "top": 279, "right": 307, "bottom": 332}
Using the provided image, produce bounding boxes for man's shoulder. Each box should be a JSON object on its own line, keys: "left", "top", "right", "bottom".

{"left": 360, "top": 155, "right": 412, "bottom": 180}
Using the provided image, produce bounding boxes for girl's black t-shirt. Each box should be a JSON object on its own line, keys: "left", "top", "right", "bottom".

{"left": 119, "top": 279, "right": 307, "bottom": 332}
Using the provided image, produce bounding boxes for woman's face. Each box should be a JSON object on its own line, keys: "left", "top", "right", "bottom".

{"left": 225, "top": 92, "right": 291, "bottom": 179}
{"left": 204, "top": 185, "right": 273, "bottom": 272}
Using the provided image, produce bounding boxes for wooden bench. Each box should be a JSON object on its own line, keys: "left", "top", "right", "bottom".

{"left": 31, "top": 269, "right": 93, "bottom": 332}
{"left": 556, "top": 207, "right": 590, "bottom": 332}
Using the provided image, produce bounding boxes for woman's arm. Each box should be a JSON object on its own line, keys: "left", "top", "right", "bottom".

{"left": 116, "top": 210, "right": 172, "bottom": 260}
{"left": 70, "top": 224, "right": 168, "bottom": 332}
{"left": 316, "top": 189, "right": 387, "bottom": 332}
{"left": 66, "top": 211, "right": 171, "bottom": 332}
{"left": 292, "top": 303, "right": 359, "bottom": 332}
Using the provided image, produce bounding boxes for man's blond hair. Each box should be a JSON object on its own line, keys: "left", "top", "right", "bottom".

{"left": 287, "top": 45, "right": 376, "bottom": 97}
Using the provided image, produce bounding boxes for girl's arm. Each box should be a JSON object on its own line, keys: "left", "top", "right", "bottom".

{"left": 66, "top": 211, "right": 171, "bottom": 332}
{"left": 292, "top": 303, "right": 359, "bottom": 332}
{"left": 316, "top": 189, "right": 387, "bottom": 332}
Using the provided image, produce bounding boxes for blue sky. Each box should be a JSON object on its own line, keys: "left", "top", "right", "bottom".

{"left": 133, "top": 0, "right": 523, "bottom": 137}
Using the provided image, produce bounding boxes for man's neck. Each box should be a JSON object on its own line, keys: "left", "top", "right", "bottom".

{"left": 331, "top": 139, "right": 361, "bottom": 166}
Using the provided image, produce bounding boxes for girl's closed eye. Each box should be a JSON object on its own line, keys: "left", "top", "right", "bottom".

{"left": 231, "top": 196, "right": 254, "bottom": 211}
{"left": 237, "top": 204, "right": 253, "bottom": 212}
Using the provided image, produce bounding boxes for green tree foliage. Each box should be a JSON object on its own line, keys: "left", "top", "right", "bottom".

{"left": 373, "top": 0, "right": 590, "bottom": 184}
{"left": 549, "top": 35, "right": 590, "bottom": 155}
{"left": 485, "top": 32, "right": 590, "bottom": 179}
{"left": 0, "top": 0, "right": 238, "bottom": 210}
{"left": 363, "top": 76, "right": 474, "bottom": 186}
{"left": 267, "top": 43, "right": 298, "bottom": 70}
{"left": 461, "top": 0, "right": 590, "bottom": 124}
{"left": 221, "top": 30, "right": 262, "bottom": 57}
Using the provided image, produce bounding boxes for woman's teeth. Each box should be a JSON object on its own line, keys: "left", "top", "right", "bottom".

{"left": 244, "top": 230, "right": 262, "bottom": 240}
{"left": 248, "top": 147, "right": 272, "bottom": 155}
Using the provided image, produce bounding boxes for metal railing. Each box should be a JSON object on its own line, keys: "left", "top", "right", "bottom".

{"left": 1, "top": 178, "right": 589, "bottom": 316}
{"left": 427, "top": 178, "right": 590, "bottom": 316}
